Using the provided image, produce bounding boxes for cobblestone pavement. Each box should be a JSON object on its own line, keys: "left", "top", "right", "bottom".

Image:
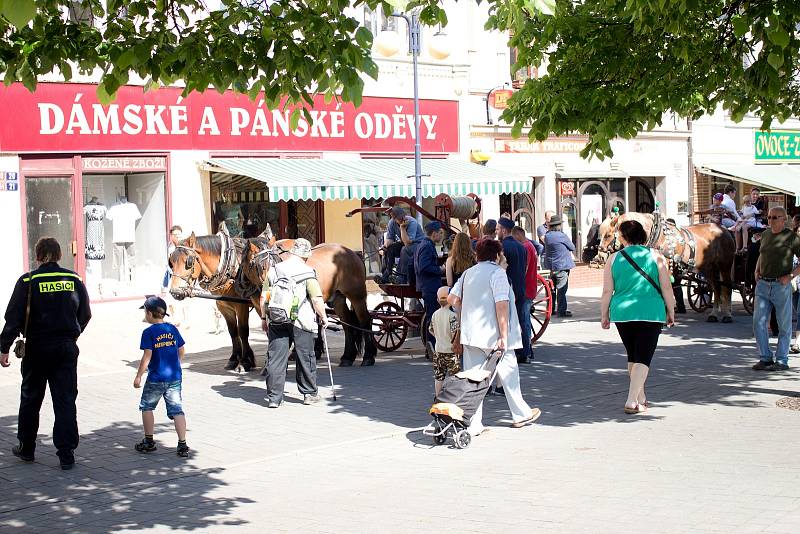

{"left": 1, "top": 289, "right": 799, "bottom": 533}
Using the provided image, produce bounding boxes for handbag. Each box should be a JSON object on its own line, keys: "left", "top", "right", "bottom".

{"left": 451, "top": 271, "right": 470, "bottom": 357}
{"left": 13, "top": 275, "right": 33, "bottom": 359}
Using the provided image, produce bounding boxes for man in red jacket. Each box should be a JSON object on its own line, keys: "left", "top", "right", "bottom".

{"left": 512, "top": 226, "right": 538, "bottom": 363}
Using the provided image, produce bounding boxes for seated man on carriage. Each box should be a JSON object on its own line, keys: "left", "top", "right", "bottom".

{"left": 380, "top": 206, "right": 426, "bottom": 285}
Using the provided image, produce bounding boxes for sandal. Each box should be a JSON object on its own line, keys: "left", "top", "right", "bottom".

{"left": 624, "top": 403, "right": 647, "bottom": 414}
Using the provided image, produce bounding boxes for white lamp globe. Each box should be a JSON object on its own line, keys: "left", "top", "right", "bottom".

{"left": 428, "top": 31, "right": 451, "bottom": 60}
{"left": 374, "top": 30, "right": 402, "bottom": 57}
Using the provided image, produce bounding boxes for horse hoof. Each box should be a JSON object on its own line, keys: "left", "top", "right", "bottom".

{"left": 360, "top": 358, "right": 376, "bottom": 367}
{"left": 706, "top": 315, "right": 719, "bottom": 323}
{"left": 721, "top": 316, "right": 733, "bottom": 323}
{"left": 224, "top": 360, "right": 238, "bottom": 371}
{"left": 339, "top": 359, "right": 354, "bottom": 367}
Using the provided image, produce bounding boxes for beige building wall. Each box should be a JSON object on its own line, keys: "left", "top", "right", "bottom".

{"left": 324, "top": 200, "right": 363, "bottom": 251}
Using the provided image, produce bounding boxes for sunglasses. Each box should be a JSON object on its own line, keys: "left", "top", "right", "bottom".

{"left": 768, "top": 216, "right": 784, "bottom": 220}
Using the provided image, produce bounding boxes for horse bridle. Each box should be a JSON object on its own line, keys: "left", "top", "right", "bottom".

{"left": 171, "top": 245, "right": 204, "bottom": 293}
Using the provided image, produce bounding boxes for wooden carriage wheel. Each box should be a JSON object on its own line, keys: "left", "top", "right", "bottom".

{"left": 530, "top": 274, "right": 554, "bottom": 343}
{"left": 371, "top": 301, "right": 408, "bottom": 352}
{"left": 687, "top": 276, "right": 713, "bottom": 313}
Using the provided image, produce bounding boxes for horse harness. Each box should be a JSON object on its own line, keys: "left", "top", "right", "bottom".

{"left": 175, "top": 232, "right": 241, "bottom": 293}
{"left": 659, "top": 220, "right": 697, "bottom": 272}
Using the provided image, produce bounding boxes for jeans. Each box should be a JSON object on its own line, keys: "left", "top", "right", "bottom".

{"left": 753, "top": 279, "right": 793, "bottom": 365}
{"left": 266, "top": 323, "right": 317, "bottom": 404}
{"left": 463, "top": 345, "right": 532, "bottom": 433}
{"left": 139, "top": 380, "right": 184, "bottom": 418}
{"left": 515, "top": 298, "right": 533, "bottom": 358}
{"left": 18, "top": 341, "right": 79, "bottom": 454}
{"left": 550, "top": 270, "right": 570, "bottom": 315}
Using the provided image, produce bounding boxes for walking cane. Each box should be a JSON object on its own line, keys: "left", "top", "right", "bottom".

{"left": 320, "top": 324, "right": 338, "bottom": 401}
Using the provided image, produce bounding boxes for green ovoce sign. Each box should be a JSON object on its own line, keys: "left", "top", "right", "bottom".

{"left": 754, "top": 131, "right": 800, "bottom": 163}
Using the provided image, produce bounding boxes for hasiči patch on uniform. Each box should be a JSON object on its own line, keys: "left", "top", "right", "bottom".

{"left": 39, "top": 280, "right": 75, "bottom": 293}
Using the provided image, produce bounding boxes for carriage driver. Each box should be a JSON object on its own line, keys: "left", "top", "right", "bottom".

{"left": 382, "top": 206, "right": 426, "bottom": 285}
{"left": 260, "top": 239, "right": 329, "bottom": 408}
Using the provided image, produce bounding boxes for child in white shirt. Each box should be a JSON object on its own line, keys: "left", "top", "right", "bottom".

{"left": 733, "top": 195, "right": 760, "bottom": 254}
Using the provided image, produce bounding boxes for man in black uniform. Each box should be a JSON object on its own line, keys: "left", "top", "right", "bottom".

{"left": 0, "top": 237, "right": 91, "bottom": 470}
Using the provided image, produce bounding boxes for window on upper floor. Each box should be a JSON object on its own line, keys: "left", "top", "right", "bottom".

{"left": 510, "top": 46, "right": 548, "bottom": 88}
{"left": 68, "top": 0, "right": 95, "bottom": 26}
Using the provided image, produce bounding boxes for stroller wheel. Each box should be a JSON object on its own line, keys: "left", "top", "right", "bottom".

{"left": 454, "top": 430, "right": 471, "bottom": 449}
{"left": 433, "top": 432, "right": 447, "bottom": 446}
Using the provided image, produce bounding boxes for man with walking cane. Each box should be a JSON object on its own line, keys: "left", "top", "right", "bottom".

{"left": 260, "top": 239, "right": 329, "bottom": 408}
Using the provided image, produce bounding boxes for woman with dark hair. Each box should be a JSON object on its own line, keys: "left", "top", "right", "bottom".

{"left": 447, "top": 238, "right": 541, "bottom": 435}
{"left": 600, "top": 220, "right": 675, "bottom": 414}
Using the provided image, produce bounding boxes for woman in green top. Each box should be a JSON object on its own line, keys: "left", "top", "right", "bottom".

{"left": 600, "top": 220, "right": 675, "bottom": 414}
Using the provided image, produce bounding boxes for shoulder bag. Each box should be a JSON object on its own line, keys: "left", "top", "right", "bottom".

{"left": 13, "top": 275, "right": 33, "bottom": 359}
{"left": 619, "top": 249, "right": 663, "bottom": 297}
{"left": 451, "top": 270, "right": 470, "bottom": 356}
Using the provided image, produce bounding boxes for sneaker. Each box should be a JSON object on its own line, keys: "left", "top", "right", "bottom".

{"left": 303, "top": 394, "right": 321, "bottom": 405}
{"left": 557, "top": 311, "right": 573, "bottom": 318}
{"left": 11, "top": 443, "right": 34, "bottom": 462}
{"left": 176, "top": 442, "right": 190, "bottom": 458}
{"left": 267, "top": 400, "right": 281, "bottom": 408}
{"left": 791, "top": 345, "right": 800, "bottom": 354}
{"left": 58, "top": 451, "right": 75, "bottom": 470}
{"left": 766, "top": 362, "right": 790, "bottom": 371}
{"left": 134, "top": 438, "right": 157, "bottom": 453}
{"left": 752, "top": 360, "right": 774, "bottom": 371}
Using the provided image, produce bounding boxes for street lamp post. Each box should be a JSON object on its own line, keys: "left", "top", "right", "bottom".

{"left": 389, "top": 11, "right": 424, "bottom": 224}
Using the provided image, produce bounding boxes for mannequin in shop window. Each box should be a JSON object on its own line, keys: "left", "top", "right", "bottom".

{"left": 106, "top": 196, "right": 142, "bottom": 283}
{"left": 83, "top": 195, "right": 107, "bottom": 297}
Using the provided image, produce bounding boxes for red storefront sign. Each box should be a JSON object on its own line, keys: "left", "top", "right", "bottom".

{"left": 0, "top": 83, "right": 459, "bottom": 153}
{"left": 560, "top": 181, "right": 576, "bottom": 196}
{"left": 82, "top": 156, "right": 167, "bottom": 171}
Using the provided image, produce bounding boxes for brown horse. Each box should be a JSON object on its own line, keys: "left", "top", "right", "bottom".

{"left": 241, "top": 239, "right": 378, "bottom": 366}
{"left": 169, "top": 232, "right": 268, "bottom": 371}
{"left": 593, "top": 212, "right": 736, "bottom": 322}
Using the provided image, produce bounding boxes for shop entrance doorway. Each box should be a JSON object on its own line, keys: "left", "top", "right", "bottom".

{"left": 23, "top": 176, "right": 77, "bottom": 272}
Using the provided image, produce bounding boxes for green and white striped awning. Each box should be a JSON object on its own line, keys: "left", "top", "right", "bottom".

{"left": 203, "top": 158, "right": 530, "bottom": 201}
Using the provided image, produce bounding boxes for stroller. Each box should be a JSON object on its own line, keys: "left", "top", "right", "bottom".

{"left": 423, "top": 349, "right": 503, "bottom": 449}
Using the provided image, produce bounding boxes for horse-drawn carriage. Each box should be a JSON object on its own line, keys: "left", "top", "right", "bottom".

{"left": 167, "top": 193, "right": 554, "bottom": 370}
{"left": 349, "top": 194, "right": 555, "bottom": 354}
{"left": 594, "top": 208, "right": 751, "bottom": 322}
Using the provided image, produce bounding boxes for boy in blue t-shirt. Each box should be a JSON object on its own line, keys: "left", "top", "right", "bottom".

{"left": 133, "top": 296, "right": 189, "bottom": 457}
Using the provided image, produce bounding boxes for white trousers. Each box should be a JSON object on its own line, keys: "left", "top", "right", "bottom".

{"left": 463, "top": 345, "right": 532, "bottom": 433}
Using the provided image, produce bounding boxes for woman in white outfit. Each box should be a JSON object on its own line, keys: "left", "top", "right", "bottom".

{"left": 448, "top": 238, "right": 541, "bottom": 435}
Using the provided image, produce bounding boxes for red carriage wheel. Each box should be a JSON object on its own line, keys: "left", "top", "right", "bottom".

{"left": 371, "top": 301, "right": 408, "bottom": 352}
{"left": 530, "top": 274, "right": 553, "bottom": 343}
{"left": 687, "top": 276, "right": 712, "bottom": 313}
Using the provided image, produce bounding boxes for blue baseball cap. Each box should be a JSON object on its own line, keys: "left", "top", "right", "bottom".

{"left": 498, "top": 217, "right": 514, "bottom": 230}
{"left": 140, "top": 296, "right": 169, "bottom": 316}
{"left": 425, "top": 221, "right": 443, "bottom": 233}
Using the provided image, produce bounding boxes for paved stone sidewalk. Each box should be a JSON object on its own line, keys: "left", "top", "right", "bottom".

{"left": 0, "top": 290, "right": 799, "bottom": 533}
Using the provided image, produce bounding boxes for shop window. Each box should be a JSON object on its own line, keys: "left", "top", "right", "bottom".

{"left": 360, "top": 199, "right": 390, "bottom": 276}
{"left": 81, "top": 172, "right": 166, "bottom": 299}
{"left": 214, "top": 193, "right": 279, "bottom": 239}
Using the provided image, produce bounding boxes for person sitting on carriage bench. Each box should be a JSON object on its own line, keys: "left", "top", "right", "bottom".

{"left": 382, "top": 206, "right": 426, "bottom": 284}
{"left": 752, "top": 207, "right": 800, "bottom": 372}
{"left": 414, "top": 221, "right": 446, "bottom": 357}
{"left": 261, "top": 239, "right": 329, "bottom": 408}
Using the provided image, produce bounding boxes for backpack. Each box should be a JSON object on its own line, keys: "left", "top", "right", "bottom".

{"left": 266, "top": 265, "right": 315, "bottom": 324}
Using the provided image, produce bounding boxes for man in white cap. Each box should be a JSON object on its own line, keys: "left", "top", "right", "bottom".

{"left": 261, "top": 239, "right": 328, "bottom": 408}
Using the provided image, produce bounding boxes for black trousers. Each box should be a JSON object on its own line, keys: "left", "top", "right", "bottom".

{"left": 265, "top": 323, "right": 317, "bottom": 404}
{"left": 18, "top": 341, "right": 80, "bottom": 454}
